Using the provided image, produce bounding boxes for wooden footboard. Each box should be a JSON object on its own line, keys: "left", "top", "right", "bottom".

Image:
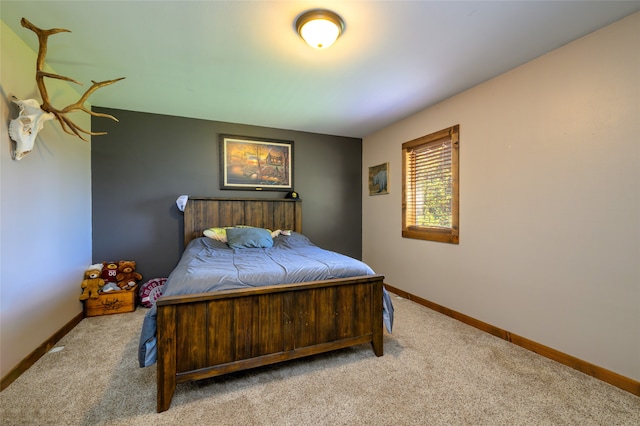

{"left": 156, "top": 275, "right": 384, "bottom": 412}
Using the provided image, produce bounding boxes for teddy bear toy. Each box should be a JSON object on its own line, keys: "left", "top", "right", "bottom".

{"left": 101, "top": 261, "right": 118, "bottom": 285}
{"left": 116, "top": 260, "right": 142, "bottom": 290}
{"left": 79, "top": 264, "right": 106, "bottom": 300}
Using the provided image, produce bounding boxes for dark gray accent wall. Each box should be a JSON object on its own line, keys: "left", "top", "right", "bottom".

{"left": 91, "top": 108, "right": 363, "bottom": 280}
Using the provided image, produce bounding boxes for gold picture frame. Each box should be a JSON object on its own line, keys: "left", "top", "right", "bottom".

{"left": 219, "top": 134, "right": 293, "bottom": 191}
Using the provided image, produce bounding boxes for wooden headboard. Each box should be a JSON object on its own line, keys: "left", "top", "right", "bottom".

{"left": 183, "top": 197, "right": 302, "bottom": 246}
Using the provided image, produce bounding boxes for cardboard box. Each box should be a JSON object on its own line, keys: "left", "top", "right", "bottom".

{"left": 84, "top": 285, "right": 138, "bottom": 317}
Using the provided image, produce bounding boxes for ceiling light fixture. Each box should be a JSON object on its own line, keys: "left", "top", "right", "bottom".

{"left": 295, "top": 9, "right": 345, "bottom": 49}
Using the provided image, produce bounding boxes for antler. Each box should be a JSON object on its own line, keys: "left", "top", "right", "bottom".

{"left": 21, "top": 18, "right": 124, "bottom": 141}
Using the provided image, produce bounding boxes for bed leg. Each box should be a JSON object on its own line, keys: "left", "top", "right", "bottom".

{"left": 372, "top": 336, "right": 383, "bottom": 357}
{"left": 157, "top": 380, "right": 176, "bottom": 413}
{"left": 372, "top": 281, "right": 384, "bottom": 357}
{"left": 157, "top": 305, "right": 177, "bottom": 412}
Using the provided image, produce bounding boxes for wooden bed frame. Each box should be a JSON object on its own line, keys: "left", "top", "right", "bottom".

{"left": 156, "top": 197, "right": 385, "bottom": 412}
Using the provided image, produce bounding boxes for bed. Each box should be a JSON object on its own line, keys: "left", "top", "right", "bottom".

{"left": 139, "top": 197, "right": 392, "bottom": 412}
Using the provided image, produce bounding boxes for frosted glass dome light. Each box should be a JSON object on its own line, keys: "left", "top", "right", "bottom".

{"left": 296, "top": 9, "right": 345, "bottom": 49}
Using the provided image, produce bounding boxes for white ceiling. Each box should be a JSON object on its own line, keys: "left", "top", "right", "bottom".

{"left": 2, "top": 1, "right": 639, "bottom": 138}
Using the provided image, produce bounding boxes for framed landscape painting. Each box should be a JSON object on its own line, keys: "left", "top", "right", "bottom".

{"left": 219, "top": 135, "right": 293, "bottom": 191}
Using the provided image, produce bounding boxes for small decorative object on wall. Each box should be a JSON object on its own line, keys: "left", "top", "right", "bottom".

{"left": 369, "top": 162, "right": 389, "bottom": 195}
{"left": 219, "top": 134, "right": 293, "bottom": 191}
{"left": 8, "top": 18, "right": 124, "bottom": 161}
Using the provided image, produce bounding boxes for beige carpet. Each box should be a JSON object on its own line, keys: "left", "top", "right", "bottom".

{"left": 1, "top": 295, "right": 638, "bottom": 425}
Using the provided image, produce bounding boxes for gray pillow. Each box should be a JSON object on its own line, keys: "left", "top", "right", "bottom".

{"left": 226, "top": 227, "right": 274, "bottom": 249}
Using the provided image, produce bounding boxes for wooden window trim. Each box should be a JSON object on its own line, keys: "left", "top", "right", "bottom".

{"left": 402, "top": 125, "right": 459, "bottom": 244}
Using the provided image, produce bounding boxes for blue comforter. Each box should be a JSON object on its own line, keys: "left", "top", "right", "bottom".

{"left": 139, "top": 233, "right": 393, "bottom": 367}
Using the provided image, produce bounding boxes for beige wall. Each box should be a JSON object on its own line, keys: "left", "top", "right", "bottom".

{"left": 0, "top": 21, "right": 92, "bottom": 378}
{"left": 363, "top": 13, "right": 639, "bottom": 381}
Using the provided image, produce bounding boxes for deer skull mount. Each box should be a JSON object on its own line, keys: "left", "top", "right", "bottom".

{"left": 8, "top": 18, "right": 125, "bottom": 161}
{"left": 9, "top": 97, "right": 55, "bottom": 160}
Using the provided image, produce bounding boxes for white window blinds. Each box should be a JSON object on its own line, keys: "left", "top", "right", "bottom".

{"left": 405, "top": 137, "right": 453, "bottom": 228}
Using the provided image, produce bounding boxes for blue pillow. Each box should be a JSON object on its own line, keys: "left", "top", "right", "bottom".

{"left": 226, "top": 227, "right": 274, "bottom": 249}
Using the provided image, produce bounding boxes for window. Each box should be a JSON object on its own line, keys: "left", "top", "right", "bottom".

{"left": 402, "top": 125, "right": 459, "bottom": 244}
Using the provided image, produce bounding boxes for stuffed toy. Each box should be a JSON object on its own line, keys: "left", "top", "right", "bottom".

{"left": 101, "top": 282, "right": 121, "bottom": 293}
{"left": 116, "top": 260, "right": 142, "bottom": 290}
{"left": 101, "top": 261, "right": 118, "bottom": 285}
{"left": 79, "top": 264, "right": 105, "bottom": 300}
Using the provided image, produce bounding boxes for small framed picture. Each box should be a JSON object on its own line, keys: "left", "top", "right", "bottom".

{"left": 368, "top": 162, "right": 389, "bottom": 195}
{"left": 219, "top": 135, "right": 293, "bottom": 191}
